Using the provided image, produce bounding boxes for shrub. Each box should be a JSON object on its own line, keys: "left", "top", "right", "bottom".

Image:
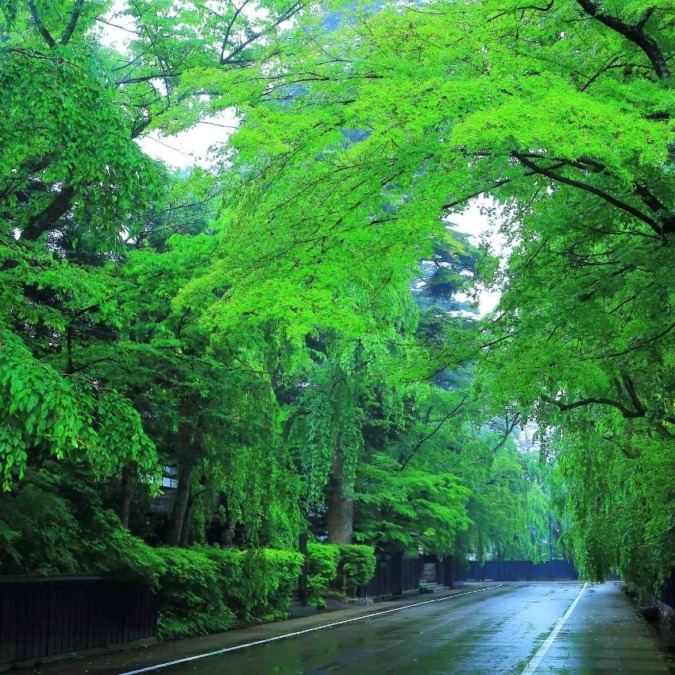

{"left": 233, "top": 548, "right": 303, "bottom": 621}
{"left": 338, "top": 545, "right": 376, "bottom": 595}
{"left": 306, "top": 543, "right": 341, "bottom": 602}
{"left": 154, "top": 547, "right": 236, "bottom": 639}
{"left": 145, "top": 546, "right": 303, "bottom": 637}
{"left": 84, "top": 515, "right": 165, "bottom": 587}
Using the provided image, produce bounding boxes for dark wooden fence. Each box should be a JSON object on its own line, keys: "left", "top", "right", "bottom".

{"left": 463, "top": 559, "right": 579, "bottom": 581}
{"left": 360, "top": 554, "right": 463, "bottom": 598}
{"left": 0, "top": 575, "right": 157, "bottom": 669}
{"left": 436, "top": 556, "right": 466, "bottom": 588}
{"left": 401, "top": 556, "right": 420, "bottom": 593}
{"left": 659, "top": 567, "right": 675, "bottom": 609}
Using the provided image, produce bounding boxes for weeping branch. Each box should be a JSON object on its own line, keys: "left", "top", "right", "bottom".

{"left": 398, "top": 392, "right": 471, "bottom": 470}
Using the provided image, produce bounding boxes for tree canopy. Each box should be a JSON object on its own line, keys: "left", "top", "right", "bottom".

{"left": 0, "top": 0, "right": 672, "bottom": 598}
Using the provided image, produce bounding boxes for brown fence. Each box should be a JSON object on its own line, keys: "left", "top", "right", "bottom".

{"left": 0, "top": 575, "right": 157, "bottom": 668}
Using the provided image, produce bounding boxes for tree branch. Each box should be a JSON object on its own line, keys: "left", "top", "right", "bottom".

{"left": 489, "top": 412, "right": 521, "bottom": 453}
{"left": 541, "top": 394, "right": 644, "bottom": 419}
{"left": 604, "top": 318, "right": 675, "bottom": 358}
{"left": 575, "top": 1, "right": 670, "bottom": 80}
{"left": 28, "top": 0, "right": 56, "bottom": 48}
{"left": 511, "top": 152, "right": 665, "bottom": 234}
{"left": 20, "top": 184, "right": 76, "bottom": 241}
{"left": 61, "top": 0, "right": 85, "bottom": 46}
{"left": 398, "top": 392, "right": 470, "bottom": 470}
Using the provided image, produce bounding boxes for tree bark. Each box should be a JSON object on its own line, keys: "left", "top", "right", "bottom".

{"left": 119, "top": 464, "right": 133, "bottom": 528}
{"left": 167, "top": 462, "right": 194, "bottom": 546}
{"left": 21, "top": 184, "right": 76, "bottom": 241}
{"left": 180, "top": 496, "right": 195, "bottom": 547}
{"left": 326, "top": 454, "right": 353, "bottom": 544}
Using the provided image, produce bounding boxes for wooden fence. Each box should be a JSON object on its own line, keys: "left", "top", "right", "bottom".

{"left": 463, "top": 559, "right": 579, "bottom": 581}
{"left": 359, "top": 554, "right": 465, "bottom": 598}
{"left": 0, "top": 575, "right": 156, "bottom": 669}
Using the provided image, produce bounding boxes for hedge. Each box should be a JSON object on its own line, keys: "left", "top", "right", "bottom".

{"left": 338, "top": 544, "right": 377, "bottom": 594}
{"left": 154, "top": 546, "right": 303, "bottom": 638}
{"left": 154, "top": 547, "right": 236, "bottom": 639}
{"left": 306, "top": 543, "right": 376, "bottom": 599}
{"left": 109, "top": 539, "right": 372, "bottom": 640}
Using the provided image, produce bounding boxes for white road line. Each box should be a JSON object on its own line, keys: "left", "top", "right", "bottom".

{"left": 120, "top": 585, "right": 504, "bottom": 675}
{"left": 521, "top": 582, "right": 588, "bottom": 674}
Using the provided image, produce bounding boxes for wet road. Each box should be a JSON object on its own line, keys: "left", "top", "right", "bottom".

{"left": 120, "top": 582, "right": 671, "bottom": 675}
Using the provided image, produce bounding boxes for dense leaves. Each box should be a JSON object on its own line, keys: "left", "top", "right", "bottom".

{"left": 2, "top": 0, "right": 671, "bottom": 626}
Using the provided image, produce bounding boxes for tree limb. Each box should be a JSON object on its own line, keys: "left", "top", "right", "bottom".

{"left": 511, "top": 152, "right": 665, "bottom": 234}
{"left": 398, "top": 392, "right": 470, "bottom": 470}
{"left": 489, "top": 412, "right": 521, "bottom": 453}
{"left": 541, "top": 394, "right": 644, "bottom": 419}
{"left": 20, "top": 184, "right": 76, "bottom": 241}
{"left": 575, "top": 1, "right": 670, "bottom": 80}
{"left": 27, "top": 0, "right": 56, "bottom": 48}
{"left": 61, "top": 0, "right": 85, "bottom": 46}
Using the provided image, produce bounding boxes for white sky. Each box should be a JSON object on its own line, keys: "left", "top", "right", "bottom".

{"left": 451, "top": 203, "right": 503, "bottom": 315}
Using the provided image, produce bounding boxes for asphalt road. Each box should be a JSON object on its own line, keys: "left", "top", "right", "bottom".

{"left": 113, "top": 582, "right": 670, "bottom": 675}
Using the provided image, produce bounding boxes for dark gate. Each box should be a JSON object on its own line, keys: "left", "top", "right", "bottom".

{"left": 0, "top": 575, "right": 157, "bottom": 668}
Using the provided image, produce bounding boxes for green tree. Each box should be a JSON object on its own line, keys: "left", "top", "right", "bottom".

{"left": 205, "top": 0, "right": 672, "bottom": 589}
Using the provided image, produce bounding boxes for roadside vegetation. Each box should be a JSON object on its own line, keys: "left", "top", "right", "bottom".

{"left": 1, "top": 0, "right": 672, "bottom": 637}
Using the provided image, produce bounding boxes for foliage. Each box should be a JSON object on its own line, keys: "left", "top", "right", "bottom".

{"left": 233, "top": 548, "right": 304, "bottom": 621}
{"left": 305, "top": 543, "right": 376, "bottom": 599}
{"left": 155, "top": 545, "right": 302, "bottom": 635}
{"left": 306, "top": 542, "right": 341, "bottom": 600}
{"left": 0, "top": 468, "right": 80, "bottom": 574}
{"left": 354, "top": 454, "right": 471, "bottom": 557}
{"left": 337, "top": 545, "right": 376, "bottom": 594}
{"left": 1, "top": 0, "right": 671, "bottom": 606}
{"left": 551, "top": 415, "right": 675, "bottom": 592}
{"left": 0, "top": 463, "right": 162, "bottom": 579}
{"left": 211, "top": 0, "right": 673, "bottom": 590}
{"left": 154, "top": 547, "right": 236, "bottom": 639}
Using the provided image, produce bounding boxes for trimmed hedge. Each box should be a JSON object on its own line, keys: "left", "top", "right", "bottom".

{"left": 305, "top": 543, "right": 376, "bottom": 599}
{"left": 306, "top": 543, "right": 341, "bottom": 603}
{"left": 217, "top": 548, "right": 303, "bottom": 621}
{"left": 117, "top": 541, "right": 371, "bottom": 640}
{"left": 154, "top": 547, "right": 236, "bottom": 639}
{"left": 154, "top": 546, "right": 303, "bottom": 638}
{"left": 338, "top": 544, "right": 377, "bottom": 594}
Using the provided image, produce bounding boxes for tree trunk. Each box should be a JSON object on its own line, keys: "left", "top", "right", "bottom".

{"left": 180, "top": 496, "right": 195, "bottom": 547}
{"left": 167, "top": 462, "right": 194, "bottom": 546}
{"left": 326, "top": 455, "right": 353, "bottom": 544}
{"left": 119, "top": 464, "right": 132, "bottom": 528}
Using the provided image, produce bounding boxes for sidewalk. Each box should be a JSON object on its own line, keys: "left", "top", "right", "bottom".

{"left": 528, "top": 583, "right": 673, "bottom": 673}
{"left": 25, "top": 583, "right": 499, "bottom": 675}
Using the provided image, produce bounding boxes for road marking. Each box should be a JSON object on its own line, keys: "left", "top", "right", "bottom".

{"left": 521, "top": 582, "right": 588, "bottom": 674}
{"left": 120, "top": 585, "right": 504, "bottom": 674}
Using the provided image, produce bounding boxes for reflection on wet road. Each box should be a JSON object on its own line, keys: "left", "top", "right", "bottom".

{"left": 134, "top": 583, "right": 670, "bottom": 674}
